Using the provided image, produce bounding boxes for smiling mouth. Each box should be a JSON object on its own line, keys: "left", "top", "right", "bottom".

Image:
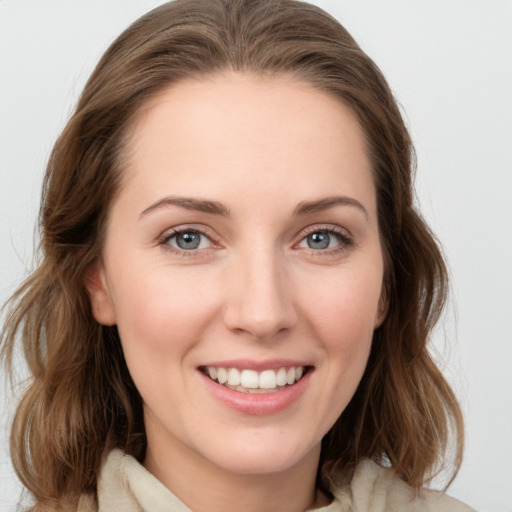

{"left": 200, "top": 366, "right": 311, "bottom": 394}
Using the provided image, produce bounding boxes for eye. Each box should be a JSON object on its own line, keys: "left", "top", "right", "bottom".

{"left": 302, "top": 231, "right": 334, "bottom": 250}
{"left": 296, "top": 227, "right": 352, "bottom": 252}
{"left": 162, "top": 229, "right": 213, "bottom": 251}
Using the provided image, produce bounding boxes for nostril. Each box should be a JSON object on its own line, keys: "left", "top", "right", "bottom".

{"left": 223, "top": 299, "right": 297, "bottom": 339}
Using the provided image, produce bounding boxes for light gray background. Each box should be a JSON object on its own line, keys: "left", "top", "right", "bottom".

{"left": 1, "top": 1, "right": 511, "bottom": 510}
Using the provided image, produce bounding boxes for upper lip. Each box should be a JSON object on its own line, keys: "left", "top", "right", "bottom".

{"left": 198, "top": 359, "right": 312, "bottom": 372}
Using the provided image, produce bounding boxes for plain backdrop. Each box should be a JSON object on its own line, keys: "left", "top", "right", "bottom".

{"left": 1, "top": 1, "right": 511, "bottom": 510}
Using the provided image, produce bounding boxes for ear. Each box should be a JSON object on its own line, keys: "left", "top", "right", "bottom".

{"left": 84, "top": 259, "right": 117, "bottom": 326}
{"left": 374, "top": 285, "right": 389, "bottom": 329}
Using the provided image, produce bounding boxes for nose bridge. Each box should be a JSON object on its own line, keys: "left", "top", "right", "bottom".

{"left": 224, "top": 241, "right": 296, "bottom": 339}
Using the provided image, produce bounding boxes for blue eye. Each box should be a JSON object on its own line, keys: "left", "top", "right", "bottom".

{"left": 298, "top": 229, "right": 351, "bottom": 251}
{"left": 165, "top": 230, "right": 211, "bottom": 251}
{"left": 306, "top": 232, "right": 331, "bottom": 250}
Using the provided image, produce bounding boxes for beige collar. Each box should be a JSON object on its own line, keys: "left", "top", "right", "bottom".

{"left": 97, "top": 449, "right": 350, "bottom": 511}
{"left": 96, "top": 449, "right": 473, "bottom": 512}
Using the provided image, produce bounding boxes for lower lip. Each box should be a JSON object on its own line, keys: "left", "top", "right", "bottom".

{"left": 199, "top": 370, "right": 311, "bottom": 416}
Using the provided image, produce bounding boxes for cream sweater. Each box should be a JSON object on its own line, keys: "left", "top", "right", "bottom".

{"left": 79, "top": 449, "right": 475, "bottom": 511}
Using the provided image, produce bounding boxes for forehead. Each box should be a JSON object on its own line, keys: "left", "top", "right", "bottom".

{"left": 128, "top": 72, "right": 366, "bottom": 150}
{"left": 116, "top": 72, "right": 375, "bottom": 214}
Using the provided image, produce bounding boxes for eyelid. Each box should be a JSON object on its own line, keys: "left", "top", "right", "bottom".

{"left": 293, "top": 223, "right": 354, "bottom": 253}
{"left": 296, "top": 223, "right": 352, "bottom": 241}
{"left": 158, "top": 224, "right": 221, "bottom": 255}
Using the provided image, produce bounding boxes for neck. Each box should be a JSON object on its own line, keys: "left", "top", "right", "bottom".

{"left": 143, "top": 427, "right": 327, "bottom": 512}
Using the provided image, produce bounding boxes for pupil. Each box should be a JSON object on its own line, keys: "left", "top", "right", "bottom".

{"left": 177, "top": 231, "right": 200, "bottom": 250}
{"left": 308, "top": 232, "right": 330, "bottom": 250}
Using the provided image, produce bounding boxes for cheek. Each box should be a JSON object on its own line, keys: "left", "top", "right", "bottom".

{"left": 302, "top": 265, "right": 383, "bottom": 341}
{"left": 111, "top": 268, "right": 219, "bottom": 359}
{"left": 109, "top": 269, "right": 222, "bottom": 414}
{"left": 289, "top": 268, "right": 380, "bottom": 434}
{"left": 300, "top": 265, "right": 381, "bottom": 392}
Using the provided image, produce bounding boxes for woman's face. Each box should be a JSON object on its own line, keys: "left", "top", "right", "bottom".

{"left": 88, "top": 73, "right": 386, "bottom": 479}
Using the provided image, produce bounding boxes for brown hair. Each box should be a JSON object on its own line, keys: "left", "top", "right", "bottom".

{"left": 1, "top": 0, "right": 463, "bottom": 508}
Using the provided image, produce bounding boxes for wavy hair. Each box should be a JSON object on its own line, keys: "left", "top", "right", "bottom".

{"left": 1, "top": 0, "right": 463, "bottom": 508}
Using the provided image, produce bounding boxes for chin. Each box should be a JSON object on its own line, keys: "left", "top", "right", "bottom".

{"left": 196, "top": 434, "right": 320, "bottom": 476}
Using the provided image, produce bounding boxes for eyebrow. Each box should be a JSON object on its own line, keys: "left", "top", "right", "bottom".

{"left": 140, "top": 194, "right": 368, "bottom": 220}
{"left": 140, "top": 196, "right": 230, "bottom": 217}
{"left": 294, "top": 196, "right": 369, "bottom": 220}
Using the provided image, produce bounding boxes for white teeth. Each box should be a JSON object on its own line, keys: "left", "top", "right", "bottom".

{"left": 227, "top": 368, "right": 241, "bottom": 386}
{"left": 259, "top": 369, "right": 276, "bottom": 389}
{"left": 240, "top": 369, "right": 259, "bottom": 388}
{"left": 204, "top": 365, "right": 306, "bottom": 391}
{"left": 217, "top": 367, "right": 228, "bottom": 384}
{"left": 286, "top": 367, "right": 296, "bottom": 385}
{"left": 276, "top": 367, "right": 287, "bottom": 386}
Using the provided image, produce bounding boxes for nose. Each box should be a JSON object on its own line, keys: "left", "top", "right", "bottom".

{"left": 222, "top": 247, "right": 297, "bottom": 340}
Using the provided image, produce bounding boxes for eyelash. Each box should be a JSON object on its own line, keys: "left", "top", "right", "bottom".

{"left": 158, "top": 224, "right": 353, "bottom": 257}
{"left": 297, "top": 225, "right": 353, "bottom": 256}
{"left": 158, "top": 227, "right": 218, "bottom": 257}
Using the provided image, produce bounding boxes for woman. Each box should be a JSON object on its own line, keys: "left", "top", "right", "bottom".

{"left": 1, "top": 0, "right": 475, "bottom": 510}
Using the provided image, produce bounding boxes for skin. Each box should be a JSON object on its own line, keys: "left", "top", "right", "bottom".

{"left": 87, "top": 72, "right": 386, "bottom": 512}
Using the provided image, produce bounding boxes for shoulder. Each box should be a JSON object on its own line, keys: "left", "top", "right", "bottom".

{"left": 328, "top": 459, "right": 476, "bottom": 512}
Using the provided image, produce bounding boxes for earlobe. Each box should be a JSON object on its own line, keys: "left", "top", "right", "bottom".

{"left": 84, "top": 260, "right": 117, "bottom": 326}
{"left": 374, "top": 286, "right": 389, "bottom": 328}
